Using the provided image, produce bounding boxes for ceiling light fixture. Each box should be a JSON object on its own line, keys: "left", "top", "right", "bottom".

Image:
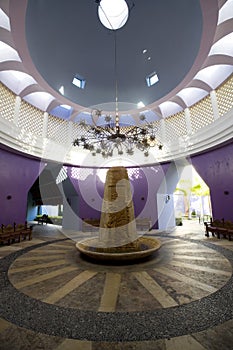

{"left": 97, "top": 0, "right": 129, "bottom": 30}
{"left": 72, "top": 2, "right": 163, "bottom": 159}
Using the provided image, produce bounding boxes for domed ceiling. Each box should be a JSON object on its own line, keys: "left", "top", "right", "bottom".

{"left": 25, "top": 0, "right": 203, "bottom": 111}
{"left": 1, "top": 0, "right": 232, "bottom": 126}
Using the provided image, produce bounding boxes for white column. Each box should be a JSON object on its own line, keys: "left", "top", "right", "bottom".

{"left": 210, "top": 90, "right": 220, "bottom": 120}
{"left": 42, "top": 112, "right": 49, "bottom": 138}
{"left": 13, "top": 95, "right": 21, "bottom": 126}
{"left": 184, "top": 108, "right": 192, "bottom": 133}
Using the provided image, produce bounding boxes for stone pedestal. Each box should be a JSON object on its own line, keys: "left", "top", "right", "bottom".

{"left": 99, "top": 166, "right": 138, "bottom": 247}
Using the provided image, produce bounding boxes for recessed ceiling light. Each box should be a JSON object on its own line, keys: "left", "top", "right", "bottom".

{"left": 142, "top": 49, "right": 147, "bottom": 54}
{"left": 147, "top": 56, "right": 151, "bottom": 60}
{"left": 146, "top": 72, "right": 159, "bottom": 87}
{"left": 137, "top": 101, "right": 145, "bottom": 108}
{"left": 72, "top": 74, "right": 86, "bottom": 89}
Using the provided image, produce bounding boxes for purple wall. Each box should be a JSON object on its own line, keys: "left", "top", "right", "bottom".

{"left": 69, "top": 170, "right": 104, "bottom": 220}
{"left": 0, "top": 147, "right": 45, "bottom": 225}
{"left": 67, "top": 164, "right": 170, "bottom": 229}
{"left": 191, "top": 141, "right": 233, "bottom": 221}
{"left": 3, "top": 140, "right": 232, "bottom": 228}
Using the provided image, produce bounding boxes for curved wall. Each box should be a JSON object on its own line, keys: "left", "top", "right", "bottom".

{"left": 191, "top": 141, "right": 233, "bottom": 221}
{"left": 1, "top": 140, "right": 233, "bottom": 228}
{"left": 0, "top": 147, "right": 45, "bottom": 225}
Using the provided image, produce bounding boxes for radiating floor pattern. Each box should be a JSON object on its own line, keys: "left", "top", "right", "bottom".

{"left": 0, "top": 221, "right": 233, "bottom": 349}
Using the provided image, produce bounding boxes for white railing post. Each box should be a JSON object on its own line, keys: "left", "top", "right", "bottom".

{"left": 13, "top": 95, "right": 21, "bottom": 126}
{"left": 184, "top": 108, "right": 192, "bottom": 133}
{"left": 42, "top": 112, "right": 48, "bottom": 138}
{"left": 210, "top": 90, "right": 220, "bottom": 120}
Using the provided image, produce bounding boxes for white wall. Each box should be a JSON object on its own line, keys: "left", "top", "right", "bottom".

{"left": 157, "top": 159, "right": 189, "bottom": 230}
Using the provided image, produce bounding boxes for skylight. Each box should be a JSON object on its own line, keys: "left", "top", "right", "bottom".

{"left": 137, "top": 101, "right": 145, "bottom": 108}
{"left": 61, "top": 104, "right": 71, "bottom": 110}
{"left": 59, "top": 85, "right": 64, "bottom": 95}
{"left": 146, "top": 72, "right": 159, "bottom": 87}
{"left": 72, "top": 74, "right": 86, "bottom": 89}
{"left": 98, "top": 0, "right": 129, "bottom": 30}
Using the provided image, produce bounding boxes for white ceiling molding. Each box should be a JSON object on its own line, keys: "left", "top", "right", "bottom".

{"left": 159, "top": 101, "right": 183, "bottom": 118}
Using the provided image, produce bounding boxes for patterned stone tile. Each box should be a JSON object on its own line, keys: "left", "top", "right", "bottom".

{"left": 0, "top": 221, "right": 233, "bottom": 349}
{"left": 92, "top": 340, "right": 165, "bottom": 350}
{"left": 0, "top": 324, "right": 62, "bottom": 350}
{"left": 192, "top": 319, "right": 233, "bottom": 350}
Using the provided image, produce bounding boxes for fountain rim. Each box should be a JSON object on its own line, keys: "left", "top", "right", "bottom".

{"left": 76, "top": 236, "right": 161, "bottom": 261}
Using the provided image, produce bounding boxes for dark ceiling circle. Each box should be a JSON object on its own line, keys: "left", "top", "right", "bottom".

{"left": 25, "top": 0, "right": 203, "bottom": 110}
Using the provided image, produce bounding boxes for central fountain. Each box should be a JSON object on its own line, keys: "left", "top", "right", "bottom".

{"left": 76, "top": 166, "right": 161, "bottom": 261}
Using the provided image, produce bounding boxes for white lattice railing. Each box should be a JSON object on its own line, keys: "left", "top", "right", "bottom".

{"left": 0, "top": 75, "right": 232, "bottom": 166}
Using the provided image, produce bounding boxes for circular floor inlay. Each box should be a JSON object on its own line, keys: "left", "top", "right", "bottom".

{"left": 0, "top": 235, "right": 233, "bottom": 341}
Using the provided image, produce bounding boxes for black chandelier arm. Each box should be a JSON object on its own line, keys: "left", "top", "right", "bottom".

{"left": 105, "top": 125, "right": 118, "bottom": 136}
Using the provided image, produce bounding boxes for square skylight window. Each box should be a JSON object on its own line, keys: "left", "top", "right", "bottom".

{"left": 72, "top": 74, "right": 86, "bottom": 89}
{"left": 146, "top": 72, "right": 159, "bottom": 87}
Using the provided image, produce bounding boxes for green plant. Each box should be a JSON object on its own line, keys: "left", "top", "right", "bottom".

{"left": 175, "top": 217, "right": 183, "bottom": 226}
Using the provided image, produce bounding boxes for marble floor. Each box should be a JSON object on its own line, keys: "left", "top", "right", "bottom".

{"left": 0, "top": 220, "right": 233, "bottom": 350}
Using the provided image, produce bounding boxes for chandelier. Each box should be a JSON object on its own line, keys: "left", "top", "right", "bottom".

{"left": 73, "top": 0, "right": 163, "bottom": 159}
{"left": 73, "top": 112, "right": 162, "bottom": 158}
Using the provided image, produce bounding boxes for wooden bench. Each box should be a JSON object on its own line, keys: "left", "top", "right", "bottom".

{"left": 0, "top": 222, "right": 33, "bottom": 245}
{"left": 14, "top": 222, "right": 33, "bottom": 241}
{"left": 36, "top": 215, "right": 49, "bottom": 225}
{"left": 204, "top": 219, "right": 233, "bottom": 240}
{"left": 0, "top": 225, "right": 12, "bottom": 245}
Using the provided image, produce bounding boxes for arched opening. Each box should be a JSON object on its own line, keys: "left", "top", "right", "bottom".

{"left": 174, "top": 164, "right": 212, "bottom": 226}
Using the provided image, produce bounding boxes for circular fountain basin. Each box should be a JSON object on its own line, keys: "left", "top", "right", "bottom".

{"left": 76, "top": 236, "right": 161, "bottom": 261}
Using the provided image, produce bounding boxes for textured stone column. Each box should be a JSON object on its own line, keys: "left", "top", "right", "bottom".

{"left": 99, "top": 166, "right": 138, "bottom": 248}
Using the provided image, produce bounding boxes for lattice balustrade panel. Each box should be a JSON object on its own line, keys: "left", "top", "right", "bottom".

{"left": 47, "top": 115, "right": 68, "bottom": 143}
{"left": 0, "top": 83, "right": 15, "bottom": 122}
{"left": 216, "top": 75, "right": 233, "bottom": 117}
{"left": 164, "top": 111, "right": 187, "bottom": 142}
{"left": 127, "top": 168, "right": 140, "bottom": 180}
{"left": 189, "top": 95, "right": 214, "bottom": 132}
{"left": 71, "top": 167, "right": 94, "bottom": 181}
{"left": 18, "top": 100, "right": 43, "bottom": 136}
{"left": 56, "top": 166, "right": 68, "bottom": 184}
{"left": 151, "top": 120, "right": 163, "bottom": 145}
